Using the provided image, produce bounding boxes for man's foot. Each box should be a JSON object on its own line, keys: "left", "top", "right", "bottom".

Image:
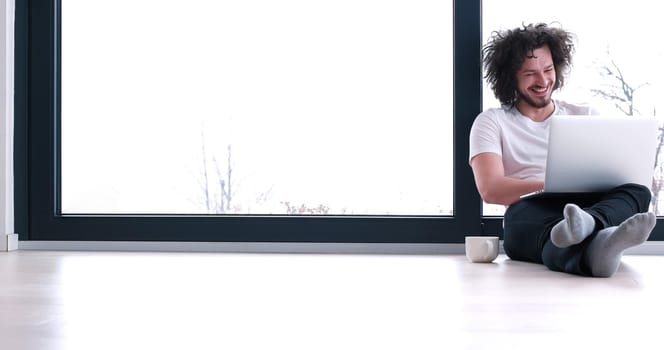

{"left": 551, "top": 204, "right": 596, "bottom": 248}
{"left": 586, "top": 212, "right": 656, "bottom": 277}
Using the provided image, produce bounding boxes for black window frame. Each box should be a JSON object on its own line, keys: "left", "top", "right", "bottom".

{"left": 15, "top": 0, "right": 663, "bottom": 243}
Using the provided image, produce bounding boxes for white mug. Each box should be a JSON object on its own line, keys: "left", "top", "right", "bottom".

{"left": 465, "top": 236, "right": 499, "bottom": 263}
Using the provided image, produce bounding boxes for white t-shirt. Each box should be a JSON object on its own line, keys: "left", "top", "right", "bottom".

{"left": 469, "top": 100, "right": 596, "bottom": 181}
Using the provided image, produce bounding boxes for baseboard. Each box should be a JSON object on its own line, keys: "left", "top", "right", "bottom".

{"left": 1, "top": 233, "right": 19, "bottom": 252}
{"left": 624, "top": 241, "right": 664, "bottom": 255}
{"left": 18, "top": 241, "right": 466, "bottom": 254}
{"left": 16, "top": 240, "right": 664, "bottom": 255}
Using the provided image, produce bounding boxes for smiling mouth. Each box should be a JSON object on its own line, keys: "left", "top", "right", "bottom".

{"left": 529, "top": 86, "right": 549, "bottom": 95}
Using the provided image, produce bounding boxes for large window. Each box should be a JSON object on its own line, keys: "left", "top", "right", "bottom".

{"left": 16, "top": 0, "right": 664, "bottom": 243}
{"left": 61, "top": 0, "right": 454, "bottom": 216}
{"left": 15, "top": 0, "right": 484, "bottom": 243}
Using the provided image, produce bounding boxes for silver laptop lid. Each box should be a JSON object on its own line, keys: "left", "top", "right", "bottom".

{"left": 543, "top": 115, "right": 658, "bottom": 193}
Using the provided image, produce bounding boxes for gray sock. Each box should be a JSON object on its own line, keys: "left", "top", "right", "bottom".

{"left": 586, "top": 212, "right": 656, "bottom": 277}
{"left": 551, "top": 204, "right": 596, "bottom": 248}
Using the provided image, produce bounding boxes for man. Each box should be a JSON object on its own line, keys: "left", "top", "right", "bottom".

{"left": 469, "top": 23, "right": 656, "bottom": 277}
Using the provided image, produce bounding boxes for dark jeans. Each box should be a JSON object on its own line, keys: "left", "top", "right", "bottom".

{"left": 502, "top": 183, "right": 652, "bottom": 276}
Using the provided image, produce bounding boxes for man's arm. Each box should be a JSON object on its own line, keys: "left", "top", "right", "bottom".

{"left": 470, "top": 152, "right": 544, "bottom": 205}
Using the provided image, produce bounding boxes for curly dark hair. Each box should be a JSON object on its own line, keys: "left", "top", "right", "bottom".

{"left": 482, "top": 23, "right": 575, "bottom": 106}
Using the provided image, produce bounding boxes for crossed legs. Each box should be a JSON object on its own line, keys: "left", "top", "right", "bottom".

{"left": 504, "top": 183, "right": 654, "bottom": 277}
{"left": 551, "top": 204, "right": 656, "bottom": 276}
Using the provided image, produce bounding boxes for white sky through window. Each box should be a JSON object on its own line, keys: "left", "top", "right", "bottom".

{"left": 61, "top": 0, "right": 454, "bottom": 215}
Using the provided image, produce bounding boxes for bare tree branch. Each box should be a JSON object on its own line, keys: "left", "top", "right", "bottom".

{"left": 200, "top": 130, "right": 212, "bottom": 213}
{"left": 593, "top": 54, "right": 660, "bottom": 212}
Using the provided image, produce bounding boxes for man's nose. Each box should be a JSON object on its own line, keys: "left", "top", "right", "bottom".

{"left": 534, "top": 72, "right": 547, "bottom": 84}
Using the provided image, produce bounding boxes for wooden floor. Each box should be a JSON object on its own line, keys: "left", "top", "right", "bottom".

{"left": 1, "top": 251, "right": 663, "bottom": 350}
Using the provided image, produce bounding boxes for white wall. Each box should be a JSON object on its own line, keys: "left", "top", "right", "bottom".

{"left": 1, "top": 0, "right": 16, "bottom": 251}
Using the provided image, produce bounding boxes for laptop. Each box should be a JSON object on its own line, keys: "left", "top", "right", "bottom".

{"left": 520, "top": 114, "right": 658, "bottom": 199}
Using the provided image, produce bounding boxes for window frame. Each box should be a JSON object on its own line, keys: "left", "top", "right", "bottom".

{"left": 16, "top": 0, "right": 661, "bottom": 243}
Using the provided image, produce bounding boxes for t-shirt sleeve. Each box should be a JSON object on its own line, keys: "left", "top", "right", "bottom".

{"left": 469, "top": 112, "right": 502, "bottom": 164}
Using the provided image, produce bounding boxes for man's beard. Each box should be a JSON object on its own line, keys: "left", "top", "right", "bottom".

{"left": 516, "top": 87, "right": 552, "bottom": 108}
